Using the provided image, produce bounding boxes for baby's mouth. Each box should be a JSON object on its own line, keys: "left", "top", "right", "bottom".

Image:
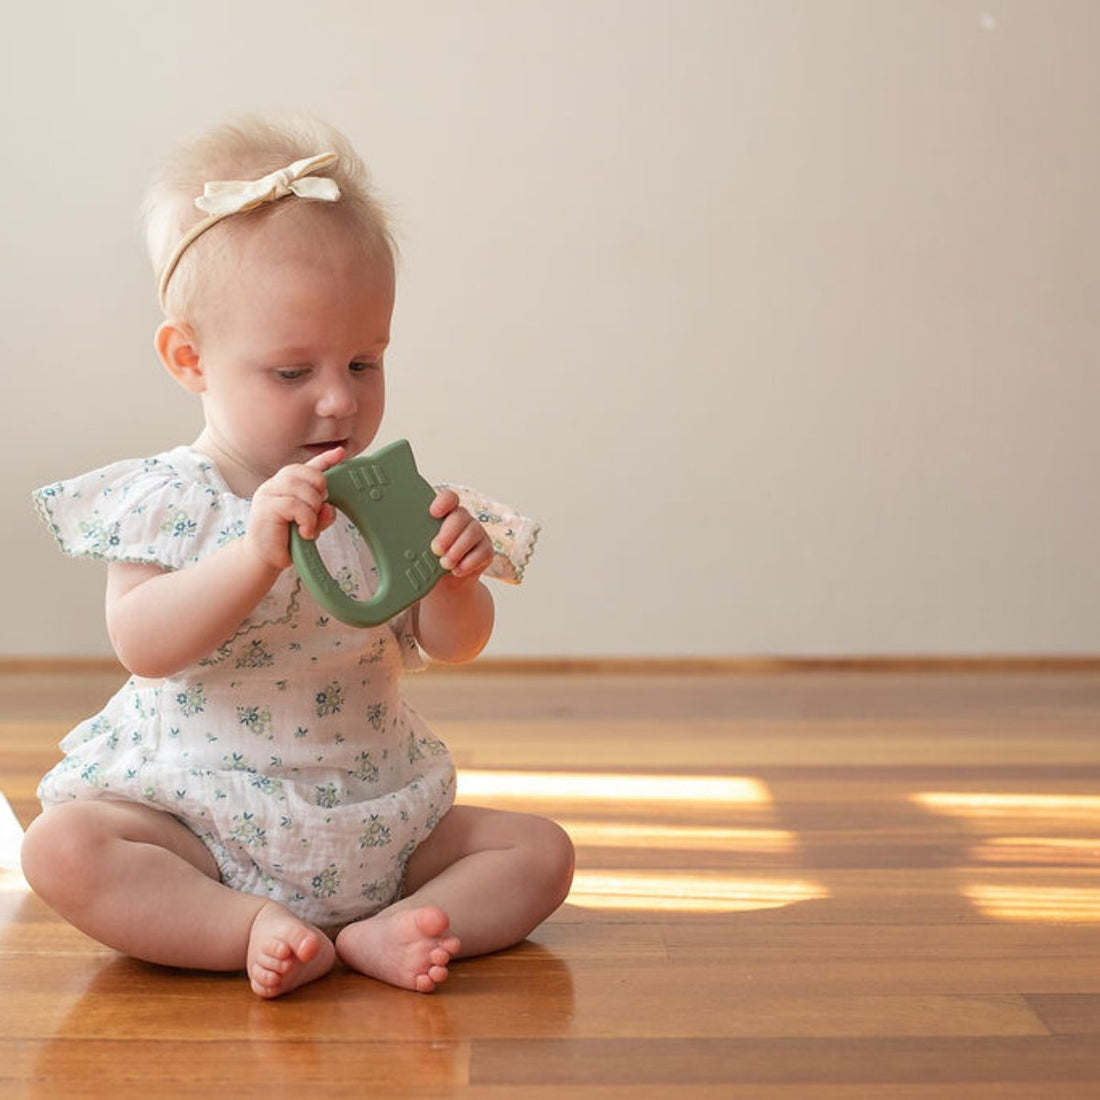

{"left": 303, "top": 439, "right": 349, "bottom": 457}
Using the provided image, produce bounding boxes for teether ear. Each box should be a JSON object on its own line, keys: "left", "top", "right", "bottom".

{"left": 289, "top": 439, "right": 446, "bottom": 627}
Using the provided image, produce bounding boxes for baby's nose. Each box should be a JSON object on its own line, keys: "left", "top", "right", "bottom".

{"left": 316, "top": 377, "right": 356, "bottom": 418}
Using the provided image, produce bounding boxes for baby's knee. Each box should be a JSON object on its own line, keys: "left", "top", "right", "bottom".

{"left": 527, "top": 816, "right": 576, "bottom": 906}
{"left": 21, "top": 803, "right": 109, "bottom": 903}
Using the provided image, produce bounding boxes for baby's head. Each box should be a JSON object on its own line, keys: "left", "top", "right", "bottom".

{"left": 143, "top": 115, "right": 395, "bottom": 323}
{"left": 145, "top": 116, "right": 398, "bottom": 493}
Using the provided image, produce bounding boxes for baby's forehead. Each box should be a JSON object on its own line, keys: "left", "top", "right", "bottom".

{"left": 242, "top": 201, "right": 385, "bottom": 258}
{"left": 203, "top": 206, "right": 392, "bottom": 289}
{"left": 192, "top": 217, "right": 393, "bottom": 320}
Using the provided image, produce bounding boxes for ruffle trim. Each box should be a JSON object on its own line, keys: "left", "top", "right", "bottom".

{"left": 442, "top": 484, "right": 541, "bottom": 585}
{"left": 33, "top": 448, "right": 247, "bottom": 571}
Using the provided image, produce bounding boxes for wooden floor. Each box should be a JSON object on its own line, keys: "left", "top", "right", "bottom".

{"left": 3, "top": 665, "right": 1100, "bottom": 1097}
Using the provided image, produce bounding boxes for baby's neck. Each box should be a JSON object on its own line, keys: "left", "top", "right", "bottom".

{"left": 192, "top": 431, "right": 264, "bottom": 499}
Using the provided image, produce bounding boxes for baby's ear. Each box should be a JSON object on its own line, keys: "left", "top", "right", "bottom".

{"left": 155, "top": 321, "right": 206, "bottom": 393}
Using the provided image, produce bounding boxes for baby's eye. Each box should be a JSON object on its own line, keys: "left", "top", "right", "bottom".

{"left": 349, "top": 360, "right": 380, "bottom": 374}
{"left": 276, "top": 368, "right": 309, "bottom": 381}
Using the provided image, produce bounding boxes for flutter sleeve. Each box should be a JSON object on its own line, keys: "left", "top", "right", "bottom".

{"left": 439, "top": 484, "right": 541, "bottom": 584}
{"left": 32, "top": 449, "right": 249, "bottom": 571}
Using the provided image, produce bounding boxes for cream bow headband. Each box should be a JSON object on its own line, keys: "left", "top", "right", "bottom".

{"left": 157, "top": 151, "right": 341, "bottom": 309}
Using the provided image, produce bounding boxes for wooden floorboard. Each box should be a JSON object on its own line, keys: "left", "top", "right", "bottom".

{"left": 2, "top": 667, "right": 1100, "bottom": 1096}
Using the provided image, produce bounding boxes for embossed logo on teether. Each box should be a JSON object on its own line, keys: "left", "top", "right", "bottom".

{"left": 348, "top": 462, "right": 391, "bottom": 501}
{"left": 404, "top": 549, "right": 441, "bottom": 592}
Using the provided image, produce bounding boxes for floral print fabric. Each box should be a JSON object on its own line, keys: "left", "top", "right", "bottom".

{"left": 32, "top": 447, "right": 538, "bottom": 928}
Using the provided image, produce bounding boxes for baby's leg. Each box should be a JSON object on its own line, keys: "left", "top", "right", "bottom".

{"left": 20, "top": 801, "right": 335, "bottom": 998}
{"left": 335, "top": 806, "right": 574, "bottom": 991}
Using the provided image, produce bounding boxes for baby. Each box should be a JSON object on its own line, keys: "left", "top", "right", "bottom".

{"left": 22, "top": 115, "right": 574, "bottom": 998}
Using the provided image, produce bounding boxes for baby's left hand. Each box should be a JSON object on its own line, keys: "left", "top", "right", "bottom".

{"left": 429, "top": 490, "right": 493, "bottom": 582}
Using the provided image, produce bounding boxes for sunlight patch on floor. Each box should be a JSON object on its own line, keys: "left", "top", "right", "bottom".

{"left": 0, "top": 791, "right": 24, "bottom": 874}
{"left": 971, "top": 837, "right": 1100, "bottom": 865}
{"left": 458, "top": 770, "right": 771, "bottom": 804}
{"left": 912, "top": 790, "right": 1100, "bottom": 921}
{"left": 961, "top": 883, "right": 1100, "bottom": 922}
{"left": 459, "top": 769, "right": 825, "bottom": 913}
{"left": 0, "top": 869, "right": 29, "bottom": 894}
{"left": 913, "top": 791, "right": 1100, "bottom": 820}
{"left": 567, "top": 870, "right": 826, "bottom": 913}
{"left": 557, "top": 820, "right": 798, "bottom": 852}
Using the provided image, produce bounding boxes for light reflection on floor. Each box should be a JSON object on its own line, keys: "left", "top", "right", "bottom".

{"left": 556, "top": 820, "right": 797, "bottom": 852}
{"left": 568, "top": 869, "right": 826, "bottom": 912}
{"left": 961, "top": 884, "right": 1100, "bottom": 922}
{"left": 458, "top": 768, "right": 822, "bottom": 914}
{"left": 911, "top": 790, "right": 1100, "bottom": 923}
{"left": 914, "top": 791, "right": 1100, "bottom": 819}
{"left": 457, "top": 770, "right": 771, "bottom": 804}
{"left": 7, "top": 776, "right": 1099, "bottom": 920}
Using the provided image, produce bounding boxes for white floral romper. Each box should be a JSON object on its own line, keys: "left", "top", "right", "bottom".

{"left": 33, "top": 446, "right": 538, "bottom": 928}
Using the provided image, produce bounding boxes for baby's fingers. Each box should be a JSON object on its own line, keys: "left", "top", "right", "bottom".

{"left": 432, "top": 512, "right": 492, "bottom": 578}
{"left": 429, "top": 488, "right": 461, "bottom": 519}
{"left": 276, "top": 492, "right": 327, "bottom": 540}
{"left": 254, "top": 472, "right": 328, "bottom": 537}
{"left": 306, "top": 445, "right": 347, "bottom": 472}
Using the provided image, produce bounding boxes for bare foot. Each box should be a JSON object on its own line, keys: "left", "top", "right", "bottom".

{"left": 335, "top": 904, "right": 462, "bottom": 992}
{"left": 247, "top": 901, "right": 336, "bottom": 998}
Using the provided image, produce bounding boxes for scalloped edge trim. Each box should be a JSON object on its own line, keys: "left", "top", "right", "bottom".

{"left": 510, "top": 518, "right": 540, "bottom": 585}
{"left": 30, "top": 479, "right": 246, "bottom": 571}
{"left": 32, "top": 487, "right": 171, "bottom": 568}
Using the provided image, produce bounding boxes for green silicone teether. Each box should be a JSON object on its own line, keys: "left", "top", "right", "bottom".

{"left": 289, "top": 439, "right": 446, "bottom": 627}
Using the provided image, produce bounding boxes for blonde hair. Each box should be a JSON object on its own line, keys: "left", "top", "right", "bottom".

{"left": 142, "top": 114, "right": 396, "bottom": 318}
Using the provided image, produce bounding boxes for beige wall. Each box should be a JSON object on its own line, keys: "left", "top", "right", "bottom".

{"left": 3, "top": 1, "right": 1097, "bottom": 658}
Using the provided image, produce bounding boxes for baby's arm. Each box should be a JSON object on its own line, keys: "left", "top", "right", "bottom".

{"left": 106, "top": 449, "right": 344, "bottom": 678}
{"left": 413, "top": 490, "right": 496, "bottom": 664}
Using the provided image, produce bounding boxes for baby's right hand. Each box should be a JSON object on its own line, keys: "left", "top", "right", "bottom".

{"left": 246, "top": 447, "right": 346, "bottom": 572}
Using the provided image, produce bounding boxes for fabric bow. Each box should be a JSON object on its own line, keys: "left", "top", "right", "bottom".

{"left": 157, "top": 151, "right": 342, "bottom": 309}
{"left": 195, "top": 152, "right": 341, "bottom": 216}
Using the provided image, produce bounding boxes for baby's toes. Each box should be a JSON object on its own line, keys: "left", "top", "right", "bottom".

{"left": 256, "top": 947, "right": 292, "bottom": 973}
{"left": 250, "top": 967, "right": 281, "bottom": 997}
